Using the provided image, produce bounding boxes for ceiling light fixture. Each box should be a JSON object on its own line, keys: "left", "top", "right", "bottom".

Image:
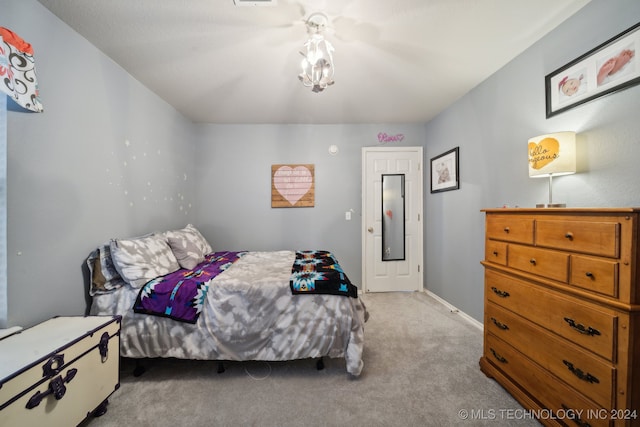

{"left": 299, "top": 13, "right": 335, "bottom": 93}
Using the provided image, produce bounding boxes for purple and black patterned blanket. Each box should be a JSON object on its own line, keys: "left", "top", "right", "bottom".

{"left": 133, "top": 251, "right": 246, "bottom": 323}
{"left": 290, "top": 250, "right": 358, "bottom": 298}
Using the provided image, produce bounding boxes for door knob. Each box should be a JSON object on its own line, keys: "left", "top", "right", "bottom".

{"left": 367, "top": 227, "right": 374, "bottom": 233}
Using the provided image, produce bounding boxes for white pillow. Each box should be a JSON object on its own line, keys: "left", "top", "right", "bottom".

{"left": 164, "top": 224, "right": 213, "bottom": 270}
{"left": 110, "top": 234, "right": 180, "bottom": 288}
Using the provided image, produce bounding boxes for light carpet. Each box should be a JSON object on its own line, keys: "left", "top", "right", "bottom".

{"left": 80, "top": 292, "right": 539, "bottom": 427}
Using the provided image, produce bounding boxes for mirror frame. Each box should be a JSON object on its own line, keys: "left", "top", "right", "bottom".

{"left": 381, "top": 174, "right": 406, "bottom": 261}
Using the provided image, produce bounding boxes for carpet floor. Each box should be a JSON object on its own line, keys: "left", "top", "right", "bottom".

{"left": 80, "top": 292, "right": 540, "bottom": 427}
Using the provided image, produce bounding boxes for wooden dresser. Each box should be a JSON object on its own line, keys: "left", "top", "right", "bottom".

{"left": 480, "top": 208, "right": 640, "bottom": 426}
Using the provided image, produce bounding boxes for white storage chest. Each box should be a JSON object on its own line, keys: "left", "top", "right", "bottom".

{"left": 0, "top": 316, "right": 121, "bottom": 427}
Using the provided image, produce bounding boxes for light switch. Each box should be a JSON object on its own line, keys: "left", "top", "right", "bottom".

{"left": 345, "top": 211, "right": 351, "bottom": 221}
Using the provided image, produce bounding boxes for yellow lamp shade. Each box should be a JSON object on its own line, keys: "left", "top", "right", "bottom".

{"left": 528, "top": 131, "right": 576, "bottom": 178}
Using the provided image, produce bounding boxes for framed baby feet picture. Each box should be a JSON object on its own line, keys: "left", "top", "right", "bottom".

{"left": 545, "top": 21, "right": 640, "bottom": 118}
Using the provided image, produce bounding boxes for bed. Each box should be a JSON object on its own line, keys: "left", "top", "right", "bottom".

{"left": 87, "top": 225, "right": 368, "bottom": 377}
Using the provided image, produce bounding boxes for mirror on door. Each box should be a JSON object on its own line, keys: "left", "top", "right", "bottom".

{"left": 381, "top": 174, "right": 405, "bottom": 261}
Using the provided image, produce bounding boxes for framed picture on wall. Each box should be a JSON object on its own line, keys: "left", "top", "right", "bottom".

{"left": 271, "top": 164, "right": 315, "bottom": 208}
{"left": 430, "top": 147, "right": 459, "bottom": 193}
{"left": 545, "top": 22, "right": 640, "bottom": 118}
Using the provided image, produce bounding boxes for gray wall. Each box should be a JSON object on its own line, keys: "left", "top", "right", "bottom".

{"left": 4, "top": 1, "right": 196, "bottom": 327}
{"left": 192, "top": 124, "right": 426, "bottom": 287}
{"left": 4, "top": 0, "right": 640, "bottom": 329}
{"left": 424, "top": 0, "right": 640, "bottom": 322}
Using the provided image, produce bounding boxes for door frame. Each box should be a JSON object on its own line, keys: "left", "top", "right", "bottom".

{"left": 361, "top": 146, "right": 424, "bottom": 293}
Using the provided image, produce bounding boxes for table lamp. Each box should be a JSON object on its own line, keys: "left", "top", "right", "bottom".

{"left": 528, "top": 131, "right": 576, "bottom": 208}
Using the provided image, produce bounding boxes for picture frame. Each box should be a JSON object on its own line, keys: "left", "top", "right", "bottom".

{"left": 271, "top": 164, "right": 315, "bottom": 208}
{"left": 430, "top": 147, "right": 459, "bottom": 193}
{"left": 545, "top": 22, "right": 640, "bottom": 118}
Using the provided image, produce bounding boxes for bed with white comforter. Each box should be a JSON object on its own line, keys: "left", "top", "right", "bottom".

{"left": 89, "top": 241, "right": 367, "bottom": 376}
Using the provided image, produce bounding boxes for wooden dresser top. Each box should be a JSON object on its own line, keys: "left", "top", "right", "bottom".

{"left": 482, "top": 207, "right": 640, "bottom": 213}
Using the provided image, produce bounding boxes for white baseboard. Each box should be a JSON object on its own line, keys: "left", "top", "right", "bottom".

{"left": 424, "top": 290, "right": 484, "bottom": 332}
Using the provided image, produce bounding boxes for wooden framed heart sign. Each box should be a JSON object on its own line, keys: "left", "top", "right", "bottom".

{"left": 271, "top": 164, "right": 315, "bottom": 208}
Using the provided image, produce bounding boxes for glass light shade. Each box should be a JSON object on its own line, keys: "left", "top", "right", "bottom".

{"left": 528, "top": 131, "right": 576, "bottom": 178}
{"left": 298, "top": 34, "right": 335, "bottom": 93}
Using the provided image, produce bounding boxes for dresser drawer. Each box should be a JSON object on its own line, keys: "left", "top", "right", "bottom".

{"left": 536, "top": 219, "right": 620, "bottom": 258}
{"left": 486, "top": 215, "right": 534, "bottom": 244}
{"left": 486, "top": 303, "right": 614, "bottom": 409}
{"left": 508, "top": 245, "right": 569, "bottom": 283}
{"left": 485, "top": 240, "right": 507, "bottom": 265}
{"left": 485, "top": 270, "right": 617, "bottom": 361}
{"left": 571, "top": 254, "right": 619, "bottom": 298}
{"left": 484, "top": 333, "right": 609, "bottom": 427}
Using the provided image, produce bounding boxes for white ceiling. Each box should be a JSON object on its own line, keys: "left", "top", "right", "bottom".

{"left": 36, "top": 0, "right": 590, "bottom": 124}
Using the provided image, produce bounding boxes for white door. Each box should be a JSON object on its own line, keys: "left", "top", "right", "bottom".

{"left": 362, "top": 147, "right": 423, "bottom": 292}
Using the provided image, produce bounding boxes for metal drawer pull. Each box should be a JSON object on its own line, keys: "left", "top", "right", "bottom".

{"left": 503, "top": 227, "right": 510, "bottom": 233}
{"left": 529, "top": 258, "right": 536, "bottom": 265}
{"left": 26, "top": 368, "right": 78, "bottom": 409}
{"left": 490, "top": 348, "right": 507, "bottom": 363}
{"left": 490, "top": 317, "right": 509, "bottom": 330}
{"left": 492, "top": 250, "right": 498, "bottom": 256}
{"left": 561, "top": 404, "right": 591, "bottom": 427}
{"left": 585, "top": 271, "right": 594, "bottom": 278}
{"left": 565, "top": 232, "right": 574, "bottom": 240}
{"left": 562, "top": 360, "right": 599, "bottom": 384}
{"left": 491, "top": 287, "right": 510, "bottom": 298}
{"left": 563, "top": 317, "right": 601, "bottom": 336}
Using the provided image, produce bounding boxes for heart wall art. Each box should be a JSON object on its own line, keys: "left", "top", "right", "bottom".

{"left": 271, "top": 164, "right": 315, "bottom": 208}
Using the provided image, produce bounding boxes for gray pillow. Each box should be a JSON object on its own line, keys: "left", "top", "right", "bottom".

{"left": 110, "top": 234, "right": 180, "bottom": 288}
{"left": 164, "top": 224, "right": 213, "bottom": 270}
